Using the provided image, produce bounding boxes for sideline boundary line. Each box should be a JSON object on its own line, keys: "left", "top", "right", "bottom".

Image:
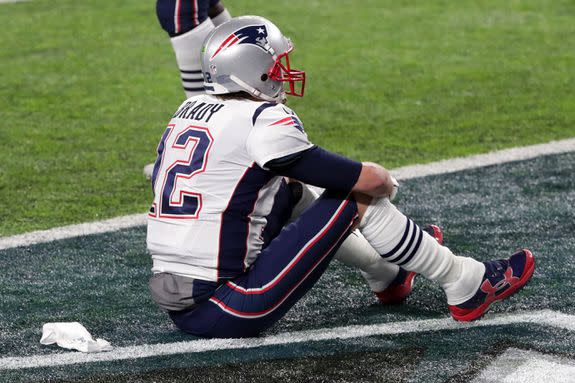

{"left": 1, "top": 138, "right": 574, "bottom": 251}
{"left": 0, "top": 213, "right": 147, "bottom": 251}
{"left": 391, "top": 137, "right": 575, "bottom": 180}
{"left": 0, "top": 310, "right": 573, "bottom": 370}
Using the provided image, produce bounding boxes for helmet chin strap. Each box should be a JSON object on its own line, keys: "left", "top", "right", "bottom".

{"left": 229, "top": 74, "right": 283, "bottom": 103}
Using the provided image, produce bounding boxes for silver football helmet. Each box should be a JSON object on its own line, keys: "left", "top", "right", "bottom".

{"left": 201, "top": 16, "right": 305, "bottom": 102}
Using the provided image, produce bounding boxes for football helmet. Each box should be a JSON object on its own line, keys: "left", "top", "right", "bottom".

{"left": 200, "top": 16, "right": 305, "bottom": 102}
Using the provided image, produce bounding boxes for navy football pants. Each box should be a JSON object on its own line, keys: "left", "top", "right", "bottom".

{"left": 156, "top": 0, "right": 221, "bottom": 37}
{"left": 169, "top": 191, "right": 359, "bottom": 338}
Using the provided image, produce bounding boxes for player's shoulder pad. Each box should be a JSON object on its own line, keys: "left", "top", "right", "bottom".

{"left": 252, "top": 103, "right": 305, "bottom": 133}
{"left": 251, "top": 101, "right": 277, "bottom": 126}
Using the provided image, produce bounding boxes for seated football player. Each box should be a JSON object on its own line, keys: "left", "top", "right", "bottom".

{"left": 152, "top": 2, "right": 440, "bottom": 303}
{"left": 146, "top": 16, "right": 535, "bottom": 338}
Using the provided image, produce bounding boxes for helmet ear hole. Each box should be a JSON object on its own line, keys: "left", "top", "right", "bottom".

{"left": 260, "top": 74, "right": 268, "bottom": 81}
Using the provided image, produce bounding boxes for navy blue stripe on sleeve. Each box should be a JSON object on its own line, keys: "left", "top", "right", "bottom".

{"left": 265, "top": 146, "right": 362, "bottom": 195}
{"left": 252, "top": 102, "right": 277, "bottom": 126}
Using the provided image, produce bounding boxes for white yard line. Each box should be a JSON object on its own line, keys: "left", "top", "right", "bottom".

{"left": 0, "top": 309, "right": 573, "bottom": 370}
{"left": 472, "top": 348, "right": 575, "bottom": 383}
{"left": 391, "top": 138, "right": 575, "bottom": 180}
{"left": 0, "top": 213, "right": 147, "bottom": 251}
{"left": 1, "top": 137, "right": 574, "bottom": 251}
{"left": 0, "top": 0, "right": 28, "bottom": 3}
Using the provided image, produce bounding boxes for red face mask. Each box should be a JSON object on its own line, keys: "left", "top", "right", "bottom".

{"left": 268, "top": 47, "right": 306, "bottom": 97}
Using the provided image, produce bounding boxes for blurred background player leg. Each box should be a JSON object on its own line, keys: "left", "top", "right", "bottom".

{"left": 144, "top": 0, "right": 232, "bottom": 178}
{"left": 156, "top": 0, "right": 231, "bottom": 98}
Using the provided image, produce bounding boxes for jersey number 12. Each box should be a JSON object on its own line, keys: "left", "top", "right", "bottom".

{"left": 150, "top": 124, "right": 214, "bottom": 219}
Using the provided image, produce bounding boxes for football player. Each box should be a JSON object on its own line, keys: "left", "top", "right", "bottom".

{"left": 147, "top": 16, "right": 535, "bottom": 338}
{"left": 151, "top": 1, "right": 441, "bottom": 306}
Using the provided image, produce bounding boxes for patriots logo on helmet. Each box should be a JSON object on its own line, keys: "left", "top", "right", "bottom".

{"left": 210, "top": 25, "right": 269, "bottom": 60}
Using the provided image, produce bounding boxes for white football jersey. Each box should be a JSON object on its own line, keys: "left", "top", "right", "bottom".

{"left": 147, "top": 94, "right": 313, "bottom": 281}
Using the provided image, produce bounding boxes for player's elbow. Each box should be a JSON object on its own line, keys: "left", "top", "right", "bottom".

{"left": 352, "top": 162, "right": 394, "bottom": 197}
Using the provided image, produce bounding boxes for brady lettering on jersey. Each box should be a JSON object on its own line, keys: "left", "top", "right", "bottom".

{"left": 173, "top": 100, "right": 225, "bottom": 122}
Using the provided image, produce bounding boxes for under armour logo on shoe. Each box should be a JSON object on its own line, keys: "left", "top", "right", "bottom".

{"left": 480, "top": 267, "right": 520, "bottom": 299}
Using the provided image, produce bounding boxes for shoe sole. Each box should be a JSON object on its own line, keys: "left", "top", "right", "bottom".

{"left": 449, "top": 249, "right": 535, "bottom": 322}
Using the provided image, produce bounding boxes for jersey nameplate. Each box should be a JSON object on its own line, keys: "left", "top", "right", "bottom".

{"left": 173, "top": 101, "right": 225, "bottom": 123}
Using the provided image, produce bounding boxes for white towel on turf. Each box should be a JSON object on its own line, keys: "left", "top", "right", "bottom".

{"left": 40, "top": 322, "right": 113, "bottom": 353}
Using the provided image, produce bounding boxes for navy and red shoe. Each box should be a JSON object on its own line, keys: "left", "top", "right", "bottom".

{"left": 423, "top": 224, "right": 443, "bottom": 245}
{"left": 448, "top": 249, "right": 535, "bottom": 321}
{"left": 375, "top": 268, "right": 416, "bottom": 305}
{"left": 375, "top": 225, "right": 443, "bottom": 304}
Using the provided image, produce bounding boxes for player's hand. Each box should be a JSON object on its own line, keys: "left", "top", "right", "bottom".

{"left": 353, "top": 162, "right": 396, "bottom": 198}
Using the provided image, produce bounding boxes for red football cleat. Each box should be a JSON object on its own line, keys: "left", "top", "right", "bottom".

{"left": 423, "top": 224, "right": 443, "bottom": 246}
{"left": 375, "top": 268, "right": 416, "bottom": 305}
{"left": 448, "top": 249, "right": 535, "bottom": 321}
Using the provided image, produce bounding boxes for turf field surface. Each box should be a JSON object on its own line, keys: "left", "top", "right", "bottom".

{"left": 1, "top": 149, "right": 574, "bottom": 382}
{"left": 2, "top": 0, "right": 575, "bottom": 381}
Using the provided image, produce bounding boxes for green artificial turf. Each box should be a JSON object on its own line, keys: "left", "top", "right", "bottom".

{"left": 1, "top": 0, "right": 574, "bottom": 236}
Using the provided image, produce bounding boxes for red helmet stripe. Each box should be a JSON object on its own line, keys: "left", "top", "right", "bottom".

{"left": 211, "top": 34, "right": 239, "bottom": 59}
